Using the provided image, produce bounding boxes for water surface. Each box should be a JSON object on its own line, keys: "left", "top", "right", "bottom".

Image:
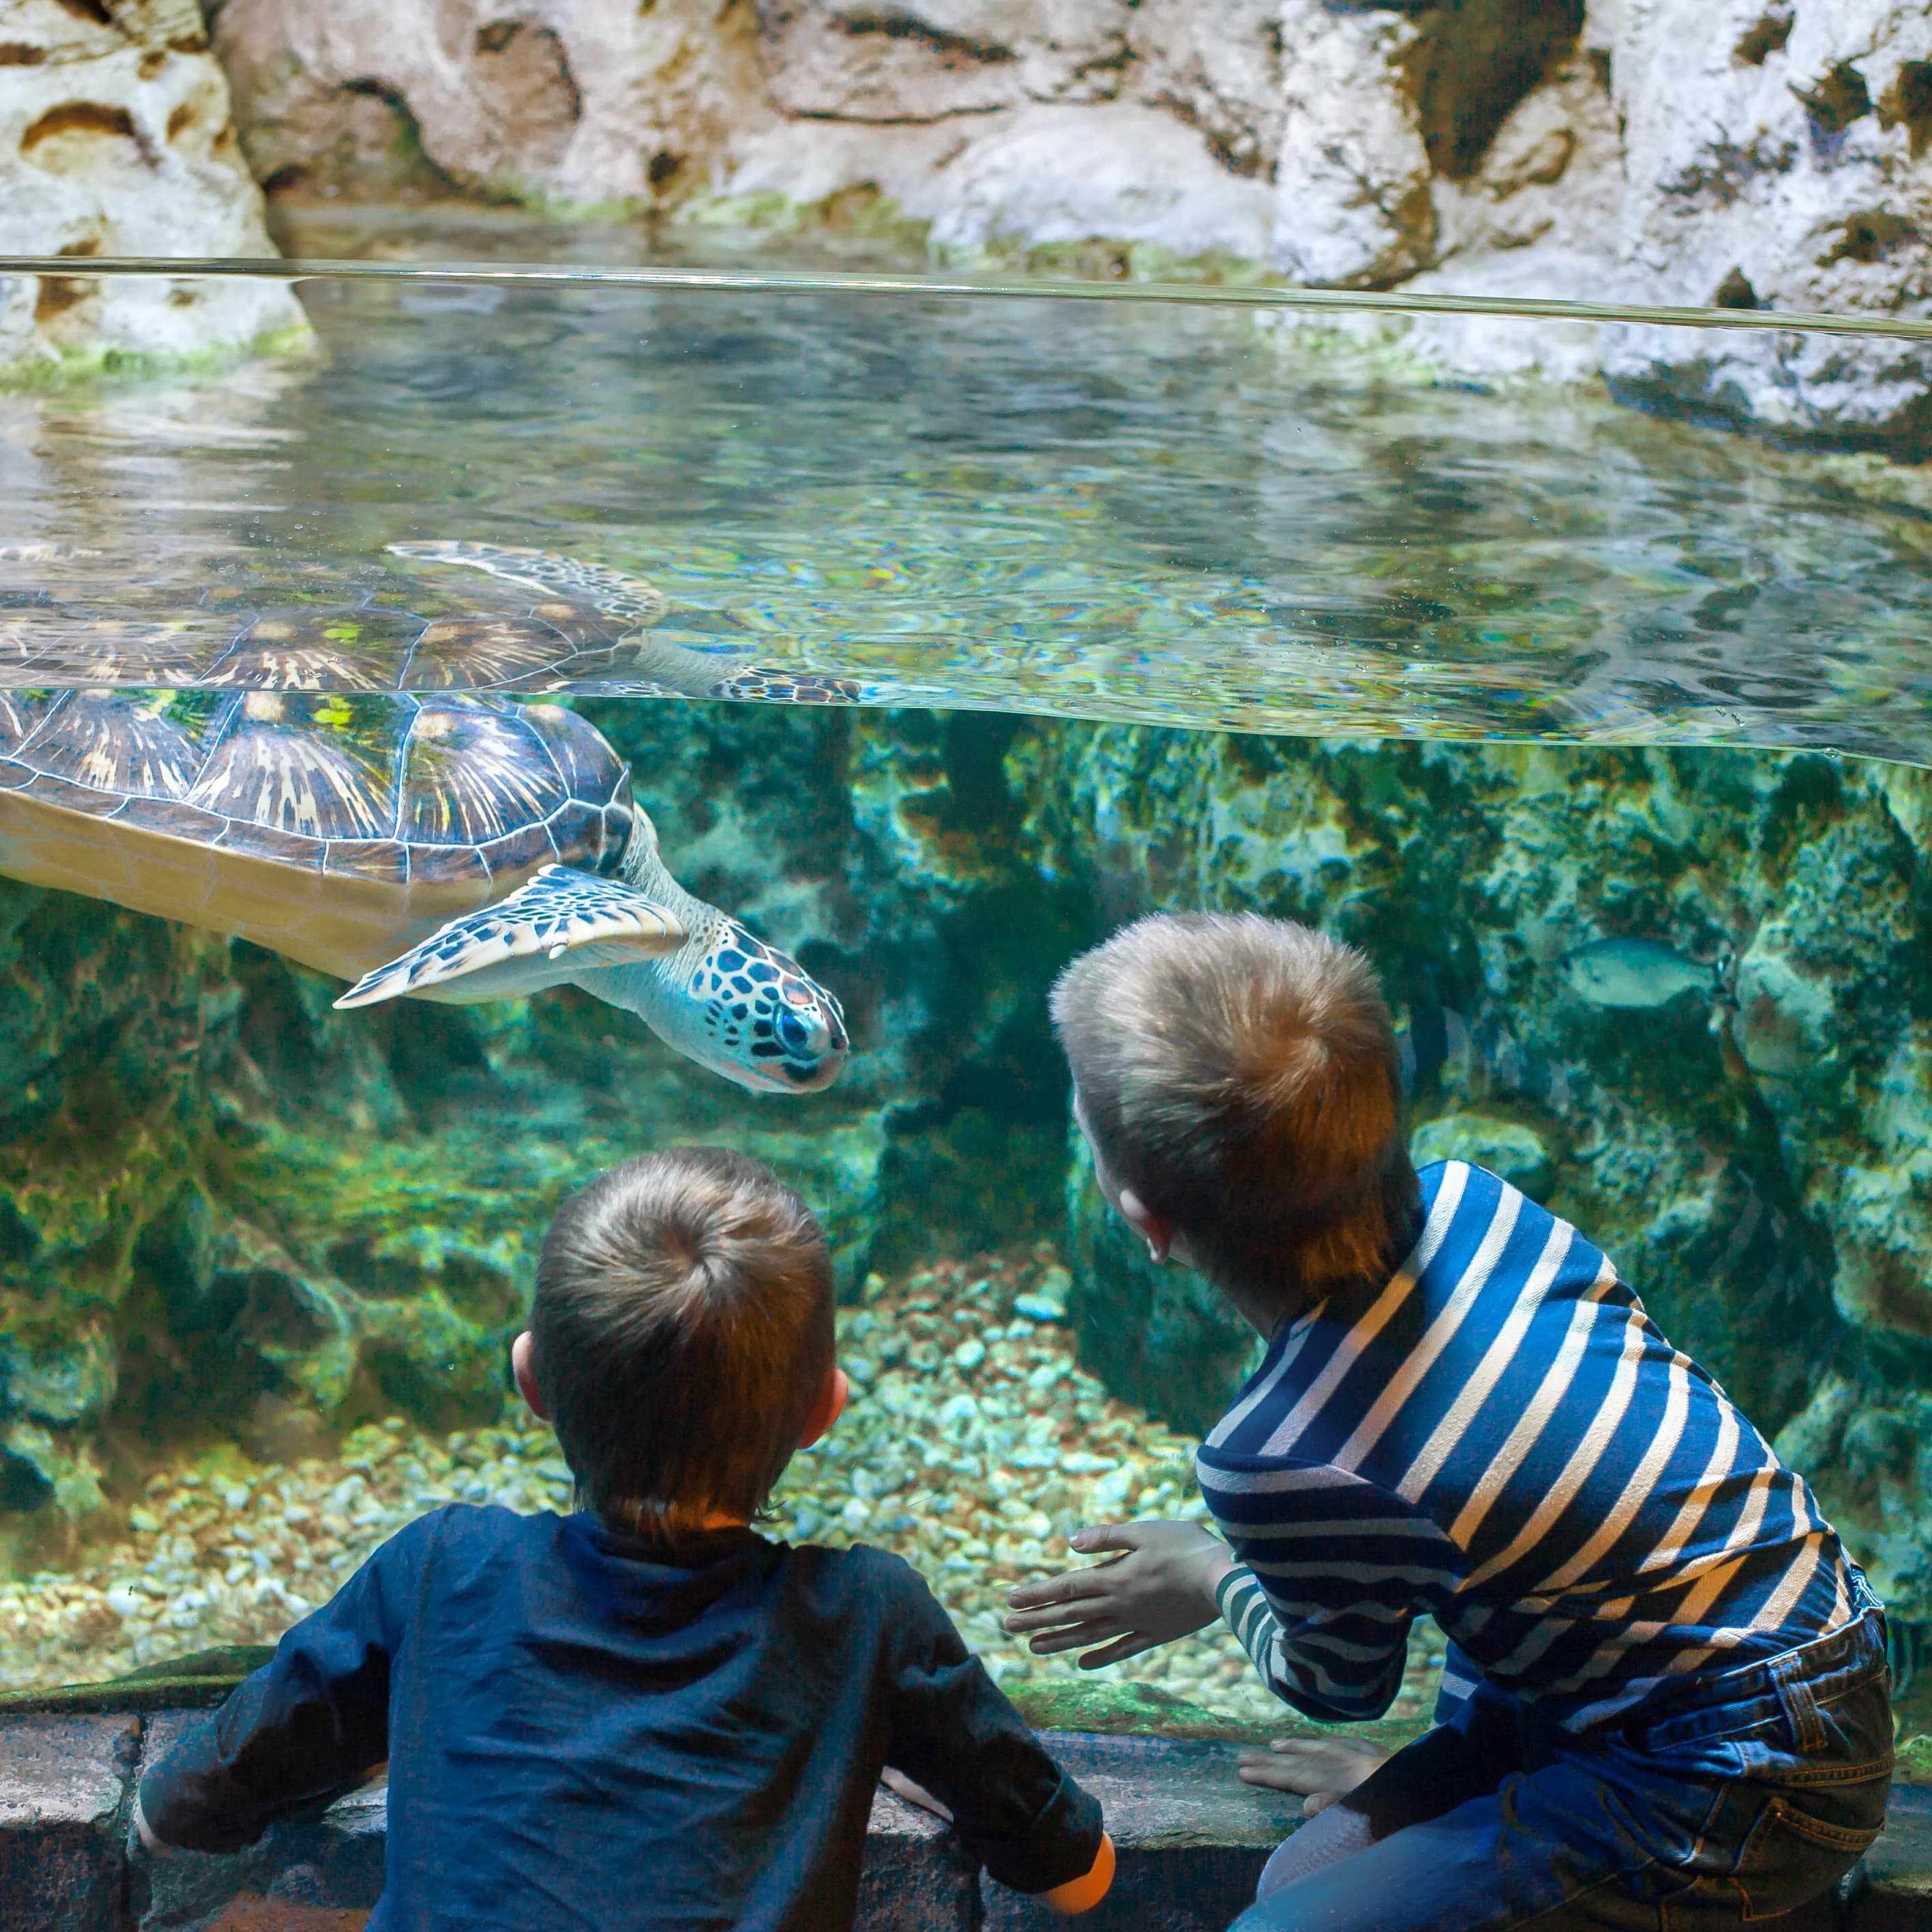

{"left": 3, "top": 216, "right": 1931, "bottom": 760}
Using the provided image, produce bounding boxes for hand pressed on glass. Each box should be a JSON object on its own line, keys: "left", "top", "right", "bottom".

{"left": 1235, "top": 1736, "right": 1392, "bottom": 1816}
{"left": 1004, "top": 1519, "right": 1237, "bottom": 1669}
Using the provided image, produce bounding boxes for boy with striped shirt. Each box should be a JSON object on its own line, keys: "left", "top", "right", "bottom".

{"left": 1007, "top": 913, "right": 1891, "bottom": 1931}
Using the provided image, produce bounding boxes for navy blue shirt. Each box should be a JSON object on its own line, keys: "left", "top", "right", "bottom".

{"left": 141, "top": 1506, "right": 1103, "bottom": 1931}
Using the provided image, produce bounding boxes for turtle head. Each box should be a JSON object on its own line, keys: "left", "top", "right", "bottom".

{"left": 599, "top": 807, "right": 848, "bottom": 1092}
{"left": 659, "top": 917, "right": 849, "bottom": 1095}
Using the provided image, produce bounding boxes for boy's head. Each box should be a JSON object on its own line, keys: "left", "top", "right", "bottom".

{"left": 518, "top": 1146, "right": 839, "bottom": 1538}
{"left": 1051, "top": 912, "right": 1418, "bottom": 1314}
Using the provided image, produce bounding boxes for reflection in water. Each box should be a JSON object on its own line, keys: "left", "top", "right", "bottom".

{"left": 2, "top": 258, "right": 1932, "bottom": 759}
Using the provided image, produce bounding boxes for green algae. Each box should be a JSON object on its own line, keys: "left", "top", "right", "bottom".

{"left": 0, "top": 321, "right": 318, "bottom": 395}
{"left": 1005, "top": 1675, "right": 1425, "bottom": 1755}
{"left": 0, "top": 1642, "right": 277, "bottom": 1715}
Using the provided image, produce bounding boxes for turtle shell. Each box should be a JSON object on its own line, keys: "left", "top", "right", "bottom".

{"left": 0, "top": 690, "right": 634, "bottom": 890}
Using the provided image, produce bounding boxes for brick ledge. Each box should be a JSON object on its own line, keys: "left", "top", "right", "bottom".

{"left": 0, "top": 1711, "right": 1924, "bottom": 1931}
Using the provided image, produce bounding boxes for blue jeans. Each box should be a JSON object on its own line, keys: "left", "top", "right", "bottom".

{"left": 1233, "top": 1605, "right": 1893, "bottom": 1931}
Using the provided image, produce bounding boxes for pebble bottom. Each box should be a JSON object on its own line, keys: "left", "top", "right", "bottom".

{"left": 0, "top": 1246, "right": 1445, "bottom": 1729}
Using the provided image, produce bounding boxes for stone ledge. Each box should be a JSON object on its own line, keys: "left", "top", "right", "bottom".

{"left": 0, "top": 1710, "right": 1923, "bottom": 1931}
{"left": 0, "top": 1714, "right": 141, "bottom": 1932}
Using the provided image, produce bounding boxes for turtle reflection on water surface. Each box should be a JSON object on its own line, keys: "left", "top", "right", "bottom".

{"left": 0, "top": 545, "right": 851, "bottom": 1095}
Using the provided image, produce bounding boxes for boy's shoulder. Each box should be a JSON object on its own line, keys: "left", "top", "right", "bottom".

{"left": 364, "top": 1499, "right": 563, "bottom": 1579}
{"left": 784, "top": 1537, "right": 929, "bottom": 1594}
{"left": 781, "top": 1538, "right": 955, "bottom": 1631}
{"left": 1413, "top": 1160, "right": 1610, "bottom": 1273}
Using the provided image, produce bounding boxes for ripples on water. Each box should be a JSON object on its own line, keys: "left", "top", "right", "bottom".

{"left": 3, "top": 222, "right": 1932, "bottom": 762}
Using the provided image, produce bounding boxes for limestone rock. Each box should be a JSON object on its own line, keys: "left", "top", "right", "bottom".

{"left": 210, "top": 0, "right": 772, "bottom": 207}
{"left": 1594, "top": 0, "right": 1932, "bottom": 443}
{"left": 923, "top": 103, "right": 1275, "bottom": 264}
{"left": 196, "top": 0, "right": 1932, "bottom": 440}
{"left": 0, "top": 0, "right": 304, "bottom": 379}
{"left": 1272, "top": 0, "right": 1433, "bottom": 287}
{"left": 1126, "top": 0, "right": 1286, "bottom": 179}
{"left": 752, "top": 1, "right": 1136, "bottom": 122}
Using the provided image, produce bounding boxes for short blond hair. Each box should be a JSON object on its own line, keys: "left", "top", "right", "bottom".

{"left": 1051, "top": 913, "right": 1418, "bottom": 1309}
{"left": 531, "top": 1147, "right": 832, "bottom": 1538}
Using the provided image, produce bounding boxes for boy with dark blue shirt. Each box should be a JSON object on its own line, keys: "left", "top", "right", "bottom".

{"left": 139, "top": 1146, "right": 1115, "bottom": 1931}
{"left": 1008, "top": 913, "right": 1892, "bottom": 1932}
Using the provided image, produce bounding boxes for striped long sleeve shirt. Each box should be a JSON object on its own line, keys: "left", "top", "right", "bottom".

{"left": 1197, "top": 1161, "right": 1862, "bottom": 1733}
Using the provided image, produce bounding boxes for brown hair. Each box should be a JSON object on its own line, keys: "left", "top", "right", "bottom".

{"left": 530, "top": 1146, "right": 834, "bottom": 1538}
{"left": 1051, "top": 913, "right": 1419, "bottom": 1313}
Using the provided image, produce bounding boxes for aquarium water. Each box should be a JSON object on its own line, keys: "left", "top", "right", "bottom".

{"left": 2, "top": 216, "right": 1931, "bottom": 1750}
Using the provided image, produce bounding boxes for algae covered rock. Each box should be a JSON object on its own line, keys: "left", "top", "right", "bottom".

{"left": 1409, "top": 1113, "right": 1551, "bottom": 1199}
{"left": 1064, "top": 1126, "right": 1259, "bottom": 1440}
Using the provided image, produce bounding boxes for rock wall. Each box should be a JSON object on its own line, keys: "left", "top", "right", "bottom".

{"left": 200, "top": 0, "right": 1932, "bottom": 446}
{"left": 0, "top": 0, "right": 307, "bottom": 379}
{"left": 5, "top": 708, "right": 1932, "bottom": 1618}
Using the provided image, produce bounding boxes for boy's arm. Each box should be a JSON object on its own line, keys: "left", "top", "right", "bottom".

{"left": 1216, "top": 1564, "right": 1411, "bottom": 1721}
{"left": 1197, "top": 1448, "right": 1459, "bottom": 1724}
{"left": 880, "top": 1561, "right": 1111, "bottom": 1909}
{"left": 138, "top": 1519, "right": 425, "bottom": 1853}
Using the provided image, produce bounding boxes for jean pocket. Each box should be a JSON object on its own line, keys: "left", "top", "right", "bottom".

{"left": 1727, "top": 1776, "right": 1889, "bottom": 1922}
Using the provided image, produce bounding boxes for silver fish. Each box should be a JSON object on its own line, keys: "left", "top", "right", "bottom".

{"left": 1564, "top": 937, "right": 1714, "bottom": 1010}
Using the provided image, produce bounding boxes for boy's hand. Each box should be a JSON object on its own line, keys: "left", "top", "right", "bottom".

{"left": 1005, "top": 1520, "right": 1236, "bottom": 1668}
{"left": 1235, "top": 1736, "right": 1390, "bottom": 1815}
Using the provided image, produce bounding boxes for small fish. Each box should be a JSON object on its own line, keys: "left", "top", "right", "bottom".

{"left": 1396, "top": 998, "right": 1470, "bottom": 1098}
{"left": 1564, "top": 937, "right": 1714, "bottom": 1010}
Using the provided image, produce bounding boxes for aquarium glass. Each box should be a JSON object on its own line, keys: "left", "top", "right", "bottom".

{"left": 2, "top": 220, "right": 1930, "bottom": 1748}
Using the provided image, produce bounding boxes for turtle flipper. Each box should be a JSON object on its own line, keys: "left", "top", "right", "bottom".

{"left": 387, "top": 542, "right": 669, "bottom": 628}
{"left": 332, "top": 865, "right": 686, "bottom": 1010}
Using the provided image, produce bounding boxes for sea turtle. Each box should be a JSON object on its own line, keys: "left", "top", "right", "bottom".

{"left": 0, "top": 544, "right": 850, "bottom": 1094}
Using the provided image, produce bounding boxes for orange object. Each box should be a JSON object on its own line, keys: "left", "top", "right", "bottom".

{"left": 1041, "top": 1830, "right": 1116, "bottom": 1914}
{"left": 204, "top": 1900, "right": 370, "bottom": 1931}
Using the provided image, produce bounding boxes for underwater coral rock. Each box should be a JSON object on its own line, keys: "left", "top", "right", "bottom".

{"left": 5, "top": 713, "right": 1932, "bottom": 1631}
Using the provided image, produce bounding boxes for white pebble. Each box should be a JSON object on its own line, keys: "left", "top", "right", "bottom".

{"left": 1012, "top": 1295, "right": 1065, "bottom": 1321}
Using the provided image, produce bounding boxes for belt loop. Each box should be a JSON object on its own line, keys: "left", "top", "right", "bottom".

{"left": 1773, "top": 1653, "right": 1826, "bottom": 1753}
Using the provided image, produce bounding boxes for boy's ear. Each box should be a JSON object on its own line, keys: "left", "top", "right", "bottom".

{"left": 1117, "top": 1188, "right": 1176, "bottom": 1265}
{"left": 511, "top": 1330, "right": 550, "bottom": 1421}
{"left": 798, "top": 1365, "right": 849, "bottom": 1449}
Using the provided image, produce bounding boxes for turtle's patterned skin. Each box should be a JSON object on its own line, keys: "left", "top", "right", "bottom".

{"left": 679, "top": 920, "right": 849, "bottom": 1081}
{"left": 0, "top": 546, "right": 854, "bottom": 1094}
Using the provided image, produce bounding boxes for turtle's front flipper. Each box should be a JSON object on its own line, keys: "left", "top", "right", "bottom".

{"left": 333, "top": 865, "right": 686, "bottom": 1010}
